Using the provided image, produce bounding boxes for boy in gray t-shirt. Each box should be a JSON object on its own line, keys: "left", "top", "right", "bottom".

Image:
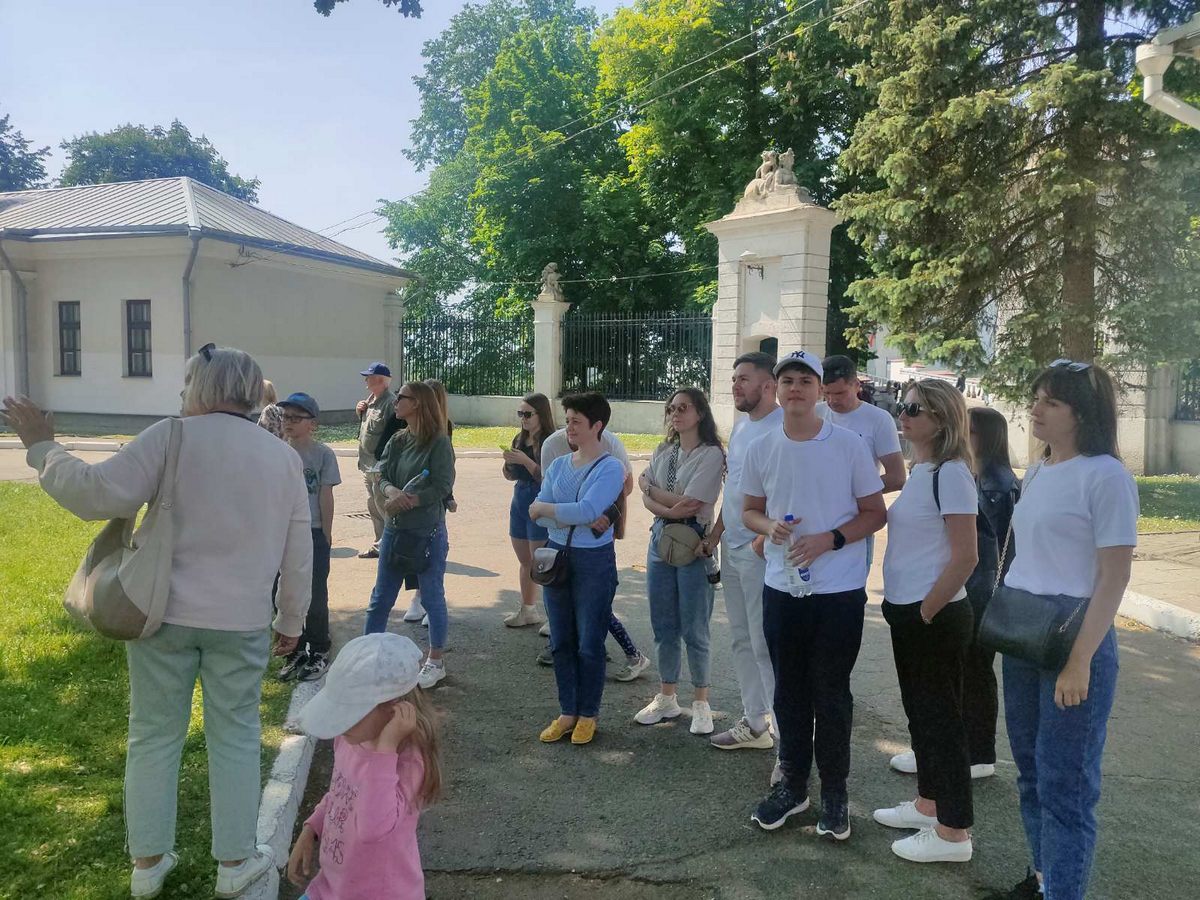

{"left": 279, "top": 392, "right": 342, "bottom": 682}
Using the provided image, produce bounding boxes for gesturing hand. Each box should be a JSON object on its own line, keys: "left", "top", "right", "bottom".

{"left": 0, "top": 396, "right": 55, "bottom": 449}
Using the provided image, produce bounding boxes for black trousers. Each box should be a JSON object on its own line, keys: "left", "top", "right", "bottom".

{"left": 762, "top": 585, "right": 867, "bottom": 798}
{"left": 963, "top": 579, "right": 999, "bottom": 765}
{"left": 300, "top": 528, "right": 332, "bottom": 655}
{"left": 883, "top": 598, "right": 974, "bottom": 829}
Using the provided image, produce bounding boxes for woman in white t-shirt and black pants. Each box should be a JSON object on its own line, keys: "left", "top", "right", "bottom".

{"left": 874, "top": 379, "right": 979, "bottom": 864}
{"left": 995, "top": 361, "right": 1137, "bottom": 900}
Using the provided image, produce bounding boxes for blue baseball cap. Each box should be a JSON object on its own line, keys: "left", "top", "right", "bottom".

{"left": 360, "top": 362, "right": 391, "bottom": 377}
{"left": 278, "top": 392, "right": 320, "bottom": 419}
{"left": 773, "top": 350, "right": 825, "bottom": 381}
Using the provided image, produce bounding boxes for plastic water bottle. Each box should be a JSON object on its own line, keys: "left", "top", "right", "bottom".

{"left": 783, "top": 514, "right": 813, "bottom": 598}
{"left": 400, "top": 468, "right": 429, "bottom": 493}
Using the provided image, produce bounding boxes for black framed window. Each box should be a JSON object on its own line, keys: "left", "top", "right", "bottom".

{"left": 58, "top": 302, "right": 81, "bottom": 376}
{"left": 126, "top": 299, "right": 152, "bottom": 377}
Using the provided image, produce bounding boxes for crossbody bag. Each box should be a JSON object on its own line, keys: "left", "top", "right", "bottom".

{"left": 531, "top": 454, "right": 611, "bottom": 587}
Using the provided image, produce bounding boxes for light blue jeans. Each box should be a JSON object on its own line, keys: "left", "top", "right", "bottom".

{"left": 364, "top": 522, "right": 450, "bottom": 649}
{"left": 646, "top": 535, "right": 715, "bottom": 688}
{"left": 125, "top": 623, "right": 270, "bottom": 860}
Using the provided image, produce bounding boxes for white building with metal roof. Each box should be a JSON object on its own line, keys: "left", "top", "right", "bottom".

{"left": 0, "top": 177, "right": 412, "bottom": 419}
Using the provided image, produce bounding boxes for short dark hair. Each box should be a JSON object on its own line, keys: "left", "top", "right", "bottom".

{"left": 733, "top": 351, "right": 776, "bottom": 375}
{"left": 561, "top": 392, "right": 611, "bottom": 434}
{"left": 821, "top": 354, "right": 857, "bottom": 385}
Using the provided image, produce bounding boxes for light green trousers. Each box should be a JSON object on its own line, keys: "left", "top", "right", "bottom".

{"left": 124, "top": 623, "right": 270, "bottom": 860}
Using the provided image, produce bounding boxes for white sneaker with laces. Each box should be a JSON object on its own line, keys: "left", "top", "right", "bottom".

{"left": 891, "top": 826, "right": 973, "bottom": 863}
{"left": 873, "top": 800, "right": 940, "bottom": 830}
{"left": 635, "top": 693, "right": 682, "bottom": 725}
{"left": 418, "top": 660, "right": 446, "bottom": 689}
{"left": 402, "top": 595, "right": 426, "bottom": 622}
{"left": 710, "top": 717, "right": 774, "bottom": 750}
{"left": 538, "top": 621, "right": 551, "bottom": 637}
{"left": 689, "top": 700, "right": 714, "bottom": 735}
{"left": 612, "top": 652, "right": 651, "bottom": 682}
{"left": 890, "top": 749, "right": 918, "bottom": 774}
{"left": 214, "top": 845, "right": 274, "bottom": 898}
{"left": 130, "top": 851, "right": 178, "bottom": 898}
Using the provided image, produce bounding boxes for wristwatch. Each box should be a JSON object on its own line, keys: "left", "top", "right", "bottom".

{"left": 830, "top": 528, "right": 846, "bottom": 551}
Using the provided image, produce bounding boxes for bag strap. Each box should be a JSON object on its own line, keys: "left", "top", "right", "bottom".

{"left": 563, "top": 453, "right": 611, "bottom": 551}
{"left": 992, "top": 462, "right": 1041, "bottom": 594}
{"left": 157, "top": 418, "right": 184, "bottom": 510}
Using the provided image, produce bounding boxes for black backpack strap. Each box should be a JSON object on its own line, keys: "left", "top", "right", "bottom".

{"left": 932, "top": 464, "right": 942, "bottom": 513}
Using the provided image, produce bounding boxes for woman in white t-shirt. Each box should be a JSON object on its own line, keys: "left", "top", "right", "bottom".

{"left": 634, "top": 388, "right": 725, "bottom": 735}
{"left": 874, "top": 379, "right": 979, "bottom": 864}
{"left": 995, "top": 361, "right": 1137, "bottom": 900}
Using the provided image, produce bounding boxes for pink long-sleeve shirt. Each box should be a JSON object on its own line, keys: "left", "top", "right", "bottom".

{"left": 302, "top": 738, "right": 426, "bottom": 900}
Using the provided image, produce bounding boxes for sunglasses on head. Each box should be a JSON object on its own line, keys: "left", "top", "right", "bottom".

{"left": 1050, "top": 358, "right": 1092, "bottom": 373}
{"left": 517, "top": 410, "right": 534, "bottom": 419}
{"left": 898, "top": 402, "right": 925, "bottom": 417}
{"left": 198, "top": 342, "right": 216, "bottom": 362}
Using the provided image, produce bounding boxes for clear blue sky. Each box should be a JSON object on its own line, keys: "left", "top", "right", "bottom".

{"left": 0, "top": 0, "right": 627, "bottom": 263}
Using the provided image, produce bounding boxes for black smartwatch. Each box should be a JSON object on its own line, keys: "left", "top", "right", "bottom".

{"left": 830, "top": 528, "right": 846, "bottom": 551}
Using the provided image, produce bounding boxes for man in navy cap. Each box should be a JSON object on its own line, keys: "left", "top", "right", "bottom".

{"left": 355, "top": 362, "right": 396, "bottom": 559}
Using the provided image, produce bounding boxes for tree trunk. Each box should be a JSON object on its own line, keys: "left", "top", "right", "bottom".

{"left": 1059, "top": 0, "right": 1105, "bottom": 363}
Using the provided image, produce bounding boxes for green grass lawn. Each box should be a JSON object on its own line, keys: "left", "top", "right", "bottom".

{"left": 1136, "top": 475, "right": 1200, "bottom": 533}
{"left": 0, "top": 484, "right": 292, "bottom": 900}
{"left": 314, "top": 423, "right": 663, "bottom": 451}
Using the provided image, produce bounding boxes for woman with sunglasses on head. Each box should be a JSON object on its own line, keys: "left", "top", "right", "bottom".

{"left": 502, "top": 393, "right": 556, "bottom": 628}
{"left": 363, "top": 381, "right": 456, "bottom": 690}
{"left": 635, "top": 388, "right": 726, "bottom": 735}
{"left": 873, "top": 380, "right": 979, "bottom": 863}
{"left": 991, "top": 361, "right": 1137, "bottom": 900}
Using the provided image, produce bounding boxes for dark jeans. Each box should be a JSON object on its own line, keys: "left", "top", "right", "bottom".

{"left": 883, "top": 598, "right": 974, "bottom": 829}
{"left": 762, "top": 585, "right": 866, "bottom": 798}
{"left": 300, "top": 529, "right": 331, "bottom": 655}
{"left": 1004, "top": 626, "right": 1119, "bottom": 900}
{"left": 964, "top": 579, "right": 999, "bottom": 765}
{"left": 543, "top": 542, "right": 618, "bottom": 718}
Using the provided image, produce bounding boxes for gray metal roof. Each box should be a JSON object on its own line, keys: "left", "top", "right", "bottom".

{"left": 0, "top": 177, "right": 412, "bottom": 279}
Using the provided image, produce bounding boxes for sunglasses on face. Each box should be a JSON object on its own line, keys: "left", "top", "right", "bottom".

{"left": 1050, "top": 358, "right": 1092, "bottom": 373}
{"left": 517, "top": 410, "right": 534, "bottom": 419}
{"left": 395, "top": 393, "right": 415, "bottom": 402}
{"left": 282, "top": 414, "right": 314, "bottom": 424}
{"left": 666, "top": 403, "right": 693, "bottom": 415}
{"left": 898, "top": 402, "right": 925, "bottom": 417}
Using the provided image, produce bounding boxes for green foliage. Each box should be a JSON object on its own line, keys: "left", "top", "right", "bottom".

{"left": 314, "top": 0, "right": 422, "bottom": 16}
{"left": 833, "top": 1, "right": 1200, "bottom": 397}
{"left": 59, "top": 120, "right": 260, "bottom": 202}
{"left": 0, "top": 108, "right": 49, "bottom": 192}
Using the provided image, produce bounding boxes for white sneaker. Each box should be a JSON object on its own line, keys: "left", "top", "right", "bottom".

{"left": 890, "top": 749, "right": 918, "bottom": 774}
{"left": 504, "top": 605, "right": 545, "bottom": 627}
{"left": 635, "top": 693, "right": 682, "bottom": 725}
{"left": 421, "top": 613, "right": 429, "bottom": 628}
{"left": 418, "top": 660, "right": 445, "bottom": 689}
{"left": 612, "top": 652, "right": 651, "bottom": 682}
{"left": 710, "top": 717, "right": 774, "bottom": 750}
{"left": 130, "top": 851, "right": 178, "bottom": 898}
{"left": 891, "top": 826, "right": 973, "bottom": 863}
{"left": 214, "top": 845, "right": 274, "bottom": 898}
{"left": 538, "top": 621, "right": 551, "bottom": 637}
{"left": 873, "top": 800, "right": 940, "bottom": 830}
{"left": 402, "top": 595, "right": 426, "bottom": 622}
{"left": 689, "top": 700, "right": 714, "bottom": 735}
{"left": 971, "top": 763, "right": 996, "bottom": 779}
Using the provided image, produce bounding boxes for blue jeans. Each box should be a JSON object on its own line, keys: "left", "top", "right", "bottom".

{"left": 542, "top": 541, "right": 617, "bottom": 718}
{"left": 1004, "top": 627, "right": 1119, "bottom": 900}
{"left": 646, "top": 541, "right": 714, "bottom": 688}
{"left": 364, "top": 522, "right": 450, "bottom": 650}
{"left": 509, "top": 480, "right": 548, "bottom": 541}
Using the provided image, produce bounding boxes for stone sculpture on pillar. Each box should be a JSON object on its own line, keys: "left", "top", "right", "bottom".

{"left": 738, "top": 147, "right": 813, "bottom": 208}
{"left": 538, "top": 262, "right": 566, "bottom": 303}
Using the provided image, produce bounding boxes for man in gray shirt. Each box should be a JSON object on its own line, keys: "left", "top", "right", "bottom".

{"left": 354, "top": 362, "right": 396, "bottom": 558}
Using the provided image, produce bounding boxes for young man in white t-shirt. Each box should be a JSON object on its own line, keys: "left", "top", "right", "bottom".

{"left": 703, "top": 352, "right": 783, "bottom": 753}
{"left": 741, "top": 350, "right": 887, "bottom": 841}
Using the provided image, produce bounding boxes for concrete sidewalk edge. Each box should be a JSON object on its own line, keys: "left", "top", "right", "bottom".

{"left": 1120, "top": 590, "right": 1200, "bottom": 643}
{"left": 246, "top": 680, "right": 321, "bottom": 900}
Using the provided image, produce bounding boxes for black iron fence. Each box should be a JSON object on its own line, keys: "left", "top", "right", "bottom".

{"left": 1177, "top": 359, "right": 1200, "bottom": 421}
{"left": 402, "top": 312, "right": 533, "bottom": 396}
{"left": 562, "top": 310, "right": 712, "bottom": 401}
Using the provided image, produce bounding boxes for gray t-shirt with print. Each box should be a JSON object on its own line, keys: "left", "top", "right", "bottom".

{"left": 293, "top": 441, "right": 342, "bottom": 525}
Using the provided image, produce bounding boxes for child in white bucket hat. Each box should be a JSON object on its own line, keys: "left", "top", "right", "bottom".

{"left": 287, "top": 633, "right": 442, "bottom": 900}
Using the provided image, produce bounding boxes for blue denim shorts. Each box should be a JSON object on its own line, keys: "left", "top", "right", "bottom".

{"left": 509, "top": 480, "right": 548, "bottom": 541}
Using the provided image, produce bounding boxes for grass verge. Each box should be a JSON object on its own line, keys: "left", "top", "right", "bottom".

{"left": 0, "top": 484, "right": 292, "bottom": 900}
{"left": 1136, "top": 475, "right": 1200, "bottom": 533}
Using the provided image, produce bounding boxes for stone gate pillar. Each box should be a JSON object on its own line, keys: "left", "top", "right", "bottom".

{"left": 530, "top": 263, "right": 570, "bottom": 399}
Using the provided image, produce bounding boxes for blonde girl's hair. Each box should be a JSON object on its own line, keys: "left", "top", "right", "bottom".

{"left": 403, "top": 381, "right": 446, "bottom": 446}
{"left": 261, "top": 379, "right": 278, "bottom": 405}
{"left": 399, "top": 686, "right": 442, "bottom": 809}
{"left": 911, "top": 378, "right": 974, "bottom": 470}
{"left": 181, "top": 346, "right": 264, "bottom": 416}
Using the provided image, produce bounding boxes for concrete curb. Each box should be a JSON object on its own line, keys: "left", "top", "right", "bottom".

{"left": 0, "top": 438, "right": 124, "bottom": 451}
{"left": 1120, "top": 590, "right": 1200, "bottom": 642}
{"left": 246, "top": 680, "right": 322, "bottom": 900}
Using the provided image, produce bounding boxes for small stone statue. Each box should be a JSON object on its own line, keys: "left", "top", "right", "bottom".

{"left": 738, "top": 147, "right": 812, "bottom": 207}
{"left": 538, "top": 262, "right": 565, "bottom": 302}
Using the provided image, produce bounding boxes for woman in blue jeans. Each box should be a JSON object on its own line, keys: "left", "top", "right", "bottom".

{"left": 364, "top": 381, "right": 456, "bottom": 690}
{"left": 634, "top": 388, "right": 725, "bottom": 735}
{"left": 502, "top": 392, "right": 555, "bottom": 627}
{"left": 993, "top": 361, "right": 1137, "bottom": 900}
{"left": 528, "top": 392, "right": 626, "bottom": 746}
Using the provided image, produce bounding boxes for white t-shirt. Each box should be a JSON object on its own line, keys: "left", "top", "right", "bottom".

{"left": 541, "top": 428, "right": 632, "bottom": 475}
{"left": 1004, "top": 455, "right": 1139, "bottom": 598}
{"left": 817, "top": 400, "right": 902, "bottom": 466}
{"left": 882, "top": 461, "right": 977, "bottom": 605}
{"left": 720, "top": 406, "right": 784, "bottom": 548}
{"left": 741, "top": 419, "right": 884, "bottom": 594}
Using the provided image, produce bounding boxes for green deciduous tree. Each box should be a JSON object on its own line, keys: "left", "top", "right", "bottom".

{"left": 59, "top": 120, "right": 260, "bottom": 201}
{"left": 0, "top": 109, "right": 50, "bottom": 192}
{"left": 314, "top": 0, "right": 422, "bottom": 17}
{"left": 833, "top": 0, "right": 1200, "bottom": 394}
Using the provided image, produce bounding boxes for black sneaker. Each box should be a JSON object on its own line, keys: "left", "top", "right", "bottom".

{"left": 816, "top": 792, "right": 851, "bottom": 841}
{"left": 277, "top": 649, "right": 308, "bottom": 682}
{"left": 298, "top": 652, "right": 329, "bottom": 682}
{"left": 986, "top": 871, "right": 1042, "bottom": 900}
{"left": 750, "top": 781, "right": 810, "bottom": 831}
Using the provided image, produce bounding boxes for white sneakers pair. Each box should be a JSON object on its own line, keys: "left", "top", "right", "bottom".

{"left": 889, "top": 749, "right": 996, "bottom": 780}
{"left": 872, "top": 802, "right": 973, "bottom": 863}
{"left": 130, "top": 845, "right": 274, "bottom": 899}
{"left": 634, "top": 693, "right": 713, "bottom": 734}
{"left": 402, "top": 594, "right": 426, "bottom": 624}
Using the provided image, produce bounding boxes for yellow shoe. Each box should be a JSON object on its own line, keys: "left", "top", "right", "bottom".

{"left": 571, "top": 717, "right": 597, "bottom": 745}
{"left": 540, "top": 718, "right": 575, "bottom": 743}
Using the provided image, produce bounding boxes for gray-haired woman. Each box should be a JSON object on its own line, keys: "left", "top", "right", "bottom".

{"left": 1, "top": 345, "right": 313, "bottom": 899}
